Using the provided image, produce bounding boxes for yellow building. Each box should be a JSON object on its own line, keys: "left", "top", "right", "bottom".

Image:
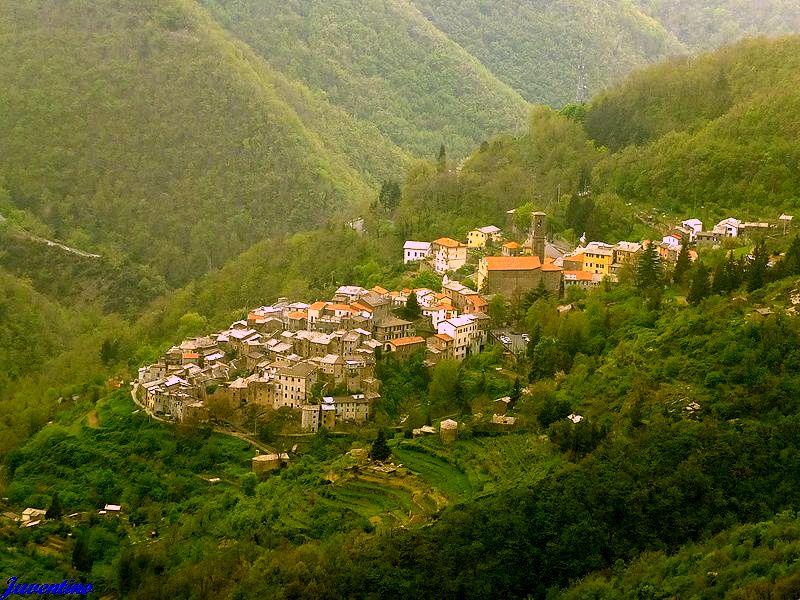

{"left": 581, "top": 243, "right": 614, "bottom": 276}
{"left": 467, "top": 225, "right": 502, "bottom": 248}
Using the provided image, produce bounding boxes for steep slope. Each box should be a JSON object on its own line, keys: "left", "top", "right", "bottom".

{"left": 410, "top": 0, "right": 684, "bottom": 105}
{"left": 587, "top": 36, "right": 800, "bottom": 215}
{"left": 198, "top": 0, "right": 530, "bottom": 156}
{"left": 635, "top": 0, "right": 800, "bottom": 51}
{"left": 0, "top": 0, "right": 409, "bottom": 286}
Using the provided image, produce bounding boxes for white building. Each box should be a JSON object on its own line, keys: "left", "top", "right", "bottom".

{"left": 437, "top": 314, "right": 482, "bottom": 360}
{"left": 681, "top": 219, "right": 703, "bottom": 242}
{"left": 432, "top": 238, "right": 468, "bottom": 274}
{"left": 713, "top": 218, "right": 742, "bottom": 238}
{"left": 403, "top": 241, "right": 432, "bottom": 264}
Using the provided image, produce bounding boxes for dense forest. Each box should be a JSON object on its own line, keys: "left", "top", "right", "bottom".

{"left": 410, "top": 0, "right": 682, "bottom": 105}
{"left": 2, "top": 4, "right": 800, "bottom": 596}
{"left": 0, "top": 0, "right": 410, "bottom": 286}
{"left": 199, "top": 0, "right": 529, "bottom": 156}
{"left": 634, "top": 0, "right": 800, "bottom": 50}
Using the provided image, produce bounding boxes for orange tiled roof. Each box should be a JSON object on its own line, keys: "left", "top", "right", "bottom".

{"left": 433, "top": 237, "right": 463, "bottom": 248}
{"left": 330, "top": 303, "right": 357, "bottom": 313}
{"left": 390, "top": 336, "right": 426, "bottom": 347}
{"left": 563, "top": 270, "right": 593, "bottom": 281}
{"left": 502, "top": 241, "right": 520, "bottom": 249}
{"left": 182, "top": 352, "right": 199, "bottom": 359}
{"left": 309, "top": 301, "right": 328, "bottom": 311}
{"left": 435, "top": 333, "right": 454, "bottom": 342}
{"left": 467, "top": 295, "right": 488, "bottom": 307}
{"left": 287, "top": 311, "right": 308, "bottom": 320}
{"left": 566, "top": 253, "right": 585, "bottom": 263}
{"left": 484, "top": 256, "right": 541, "bottom": 271}
{"left": 372, "top": 285, "right": 389, "bottom": 294}
{"left": 351, "top": 302, "right": 373, "bottom": 313}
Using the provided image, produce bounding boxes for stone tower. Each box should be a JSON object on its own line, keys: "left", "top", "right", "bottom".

{"left": 532, "top": 211, "right": 546, "bottom": 262}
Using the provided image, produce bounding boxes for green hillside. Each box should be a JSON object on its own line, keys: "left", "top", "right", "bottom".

{"left": 410, "top": 0, "right": 683, "bottom": 105}
{"left": 563, "top": 511, "right": 800, "bottom": 598}
{"left": 0, "top": 0, "right": 409, "bottom": 285}
{"left": 635, "top": 0, "right": 800, "bottom": 50}
{"left": 587, "top": 36, "right": 800, "bottom": 215}
{"left": 198, "top": 0, "right": 530, "bottom": 156}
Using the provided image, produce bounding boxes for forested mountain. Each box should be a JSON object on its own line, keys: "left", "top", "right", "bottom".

{"left": 409, "top": 0, "right": 682, "bottom": 105}
{"left": 3, "top": 6, "right": 800, "bottom": 598}
{"left": 0, "top": 0, "right": 410, "bottom": 285}
{"left": 635, "top": 0, "right": 800, "bottom": 50}
{"left": 587, "top": 36, "right": 800, "bottom": 215}
{"left": 198, "top": 0, "right": 529, "bottom": 156}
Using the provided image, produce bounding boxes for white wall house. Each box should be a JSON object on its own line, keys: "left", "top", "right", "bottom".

{"left": 437, "top": 314, "right": 481, "bottom": 360}
{"left": 681, "top": 219, "right": 703, "bottom": 242}
{"left": 403, "top": 241, "right": 432, "bottom": 264}
{"left": 713, "top": 218, "right": 742, "bottom": 238}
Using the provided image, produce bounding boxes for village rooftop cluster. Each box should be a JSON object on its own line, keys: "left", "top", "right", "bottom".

{"left": 137, "top": 210, "right": 788, "bottom": 434}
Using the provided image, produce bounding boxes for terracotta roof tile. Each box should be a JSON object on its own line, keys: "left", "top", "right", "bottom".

{"left": 433, "top": 237, "right": 463, "bottom": 248}
{"left": 483, "top": 256, "right": 541, "bottom": 271}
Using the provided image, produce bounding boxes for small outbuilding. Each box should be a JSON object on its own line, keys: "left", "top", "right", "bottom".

{"left": 440, "top": 419, "right": 458, "bottom": 444}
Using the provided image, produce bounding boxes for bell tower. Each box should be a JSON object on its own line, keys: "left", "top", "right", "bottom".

{"left": 532, "top": 211, "right": 546, "bottom": 262}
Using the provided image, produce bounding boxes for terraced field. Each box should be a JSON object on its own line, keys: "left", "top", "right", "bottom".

{"left": 391, "top": 432, "right": 562, "bottom": 502}
{"left": 317, "top": 469, "right": 446, "bottom": 528}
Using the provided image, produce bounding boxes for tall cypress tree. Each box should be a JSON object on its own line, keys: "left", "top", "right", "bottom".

{"left": 437, "top": 144, "right": 447, "bottom": 172}
{"left": 635, "top": 242, "right": 661, "bottom": 290}
{"left": 370, "top": 429, "right": 391, "bottom": 462}
{"left": 781, "top": 234, "right": 800, "bottom": 277}
{"left": 672, "top": 243, "right": 691, "bottom": 284}
{"left": 688, "top": 263, "right": 711, "bottom": 305}
{"left": 405, "top": 291, "right": 421, "bottom": 320}
{"left": 712, "top": 260, "right": 729, "bottom": 295}
{"left": 747, "top": 240, "right": 769, "bottom": 292}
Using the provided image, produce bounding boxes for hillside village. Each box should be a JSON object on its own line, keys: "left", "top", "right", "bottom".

{"left": 137, "top": 210, "right": 791, "bottom": 434}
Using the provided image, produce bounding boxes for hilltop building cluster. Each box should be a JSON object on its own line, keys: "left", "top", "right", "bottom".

{"left": 137, "top": 210, "right": 789, "bottom": 433}
{"left": 136, "top": 283, "right": 492, "bottom": 431}
{"left": 403, "top": 211, "right": 790, "bottom": 296}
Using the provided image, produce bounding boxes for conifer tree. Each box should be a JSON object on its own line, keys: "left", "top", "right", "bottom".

{"left": 780, "top": 234, "right": 800, "bottom": 277}
{"left": 437, "top": 144, "right": 447, "bottom": 172}
{"left": 635, "top": 242, "right": 661, "bottom": 290}
{"left": 688, "top": 263, "right": 711, "bottom": 305}
{"left": 747, "top": 240, "right": 769, "bottom": 292}
{"left": 672, "top": 243, "right": 691, "bottom": 284}
{"left": 370, "top": 429, "right": 391, "bottom": 462}
{"left": 712, "top": 260, "right": 728, "bottom": 295}
{"left": 405, "top": 291, "right": 421, "bottom": 320}
{"left": 46, "top": 492, "right": 62, "bottom": 519}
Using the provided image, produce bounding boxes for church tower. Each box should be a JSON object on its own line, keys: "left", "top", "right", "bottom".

{"left": 532, "top": 211, "right": 546, "bottom": 262}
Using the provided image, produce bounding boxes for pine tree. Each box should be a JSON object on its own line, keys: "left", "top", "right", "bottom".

{"left": 370, "top": 429, "right": 391, "bottom": 462}
{"left": 378, "top": 180, "right": 401, "bottom": 212}
{"left": 405, "top": 291, "right": 421, "bottom": 320}
{"left": 46, "top": 492, "right": 62, "bottom": 519}
{"left": 436, "top": 143, "right": 447, "bottom": 172}
{"left": 746, "top": 240, "right": 769, "bottom": 292}
{"left": 781, "top": 234, "right": 800, "bottom": 277}
{"left": 688, "top": 263, "right": 711, "bottom": 305}
{"left": 672, "top": 243, "right": 691, "bottom": 284}
{"left": 711, "top": 260, "right": 728, "bottom": 295}
{"left": 635, "top": 242, "right": 661, "bottom": 290}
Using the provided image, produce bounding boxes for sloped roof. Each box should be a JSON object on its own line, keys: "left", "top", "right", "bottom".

{"left": 483, "top": 256, "right": 541, "bottom": 271}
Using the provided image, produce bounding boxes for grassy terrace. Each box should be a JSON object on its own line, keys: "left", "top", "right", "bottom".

{"left": 391, "top": 433, "right": 563, "bottom": 502}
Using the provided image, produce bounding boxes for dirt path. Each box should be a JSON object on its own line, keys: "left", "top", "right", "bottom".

{"left": 87, "top": 411, "right": 99, "bottom": 428}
